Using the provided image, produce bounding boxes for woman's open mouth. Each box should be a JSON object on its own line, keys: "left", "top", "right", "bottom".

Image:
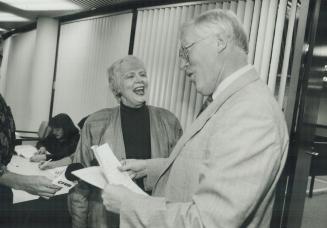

{"left": 133, "top": 86, "right": 145, "bottom": 95}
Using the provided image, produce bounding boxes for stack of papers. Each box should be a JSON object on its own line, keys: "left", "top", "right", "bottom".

{"left": 72, "top": 143, "right": 147, "bottom": 196}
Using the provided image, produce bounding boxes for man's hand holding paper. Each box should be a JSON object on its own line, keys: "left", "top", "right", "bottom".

{"left": 72, "top": 143, "right": 148, "bottom": 196}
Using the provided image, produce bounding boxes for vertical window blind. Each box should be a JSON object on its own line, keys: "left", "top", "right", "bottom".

{"left": 133, "top": 0, "right": 298, "bottom": 129}
{"left": 52, "top": 12, "right": 133, "bottom": 124}
{"left": 1, "top": 0, "right": 300, "bottom": 131}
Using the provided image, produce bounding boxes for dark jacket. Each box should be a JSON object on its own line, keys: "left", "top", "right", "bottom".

{"left": 0, "top": 94, "right": 15, "bottom": 175}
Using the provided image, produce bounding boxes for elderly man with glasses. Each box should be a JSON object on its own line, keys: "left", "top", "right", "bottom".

{"left": 101, "top": 9, "right": 289, "bottom": 228}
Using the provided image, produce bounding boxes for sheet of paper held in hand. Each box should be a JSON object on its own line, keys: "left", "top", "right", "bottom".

{"left": 7, "top": 155, "right": 68, "bottom": 203}
{"left": 72, "top": 143, "right": 147, "bottom": 196}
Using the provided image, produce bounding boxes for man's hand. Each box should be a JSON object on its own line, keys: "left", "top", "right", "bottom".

{"left": 22, "top": 176, "right": 61, "bottom": 198}
{"left": 101, "top": 184, "right": 134, "bottom": 214}
{"left": 119, "top": 159, "right": 147, "bottom": 179}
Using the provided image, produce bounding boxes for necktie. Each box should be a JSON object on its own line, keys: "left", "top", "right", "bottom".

{"left": 197, "top": 94, "right": 213, "bottom": 117}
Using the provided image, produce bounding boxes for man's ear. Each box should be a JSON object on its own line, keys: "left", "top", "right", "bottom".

{"left": 217, "top": 38, "right": 227, "bottom": 53}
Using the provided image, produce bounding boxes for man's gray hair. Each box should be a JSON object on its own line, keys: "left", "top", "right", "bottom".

{"left": 107, "top": 55, "right": 145, "bottom": 101}
{"left": 181, "top": 9, "right": 248, "bottom": 54}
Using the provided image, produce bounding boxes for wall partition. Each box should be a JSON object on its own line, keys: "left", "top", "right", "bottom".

{"left": 53, "top": 12, "right": 133, "bottom": 124}
{"left": 133, "top": 0, "right": 298, "bottom": 130}
{"left": 1, "top": 31, "right": 36, "bottom": 130}
{"left": 0, "top": 37, "right": 11, "bottom": 95}
{"left": 1, "top": 18, "right": 59, "bottom": 131}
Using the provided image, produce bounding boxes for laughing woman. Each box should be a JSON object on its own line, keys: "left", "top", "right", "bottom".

{"left": 68, "top": 55, "right": 183, "bottom": 228}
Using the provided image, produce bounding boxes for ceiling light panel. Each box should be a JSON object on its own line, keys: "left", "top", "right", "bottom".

{"left": 0, "top": 0, "right": 82, "bottom": 11}
{"left": 0, "top": 12, "right": 29, "bottom": 21}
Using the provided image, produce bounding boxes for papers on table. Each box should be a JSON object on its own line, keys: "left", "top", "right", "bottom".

{"left": 15, "top": 145, "right": 38, "bottom": 159}
{"left": 7, "top": 155, "right": 68, "bottom": 203}
{"left": 73, "top": 143, "right": 147, "bottom": 196}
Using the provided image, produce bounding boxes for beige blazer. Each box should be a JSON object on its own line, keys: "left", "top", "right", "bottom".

{"left": 119, "top": 67, "right": 289, "bottom": 228}
{"left": 68, "top": 105, "right": 182, "bottom": 228}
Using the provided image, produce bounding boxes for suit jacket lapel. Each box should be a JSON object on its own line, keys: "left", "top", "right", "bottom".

{"left": 154, "top": 67, "right": 260, "bottom": 187}
{"left": 100, "top": 107, "right": 126, "bottom": 160}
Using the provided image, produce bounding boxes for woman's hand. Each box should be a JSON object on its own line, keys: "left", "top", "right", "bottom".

{"left": 38, "top": 147, "right": 47, "bottom": 154}
{"left": 30, "top": 154, "right": 47, "bottom": 162}
{"left": 38, "top": 161, "right": 54, "bottom": 170}
{"left": 118, "top": 159, "right": 147, "bottom": 179}
{"left": 102, "top": 184, "right": 134, "bottom": 213}
{"left": 22, "top": 176, "right": 61, "bottom": 198}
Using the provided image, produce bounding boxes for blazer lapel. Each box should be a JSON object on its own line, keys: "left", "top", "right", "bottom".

{"left": 154, "top": 67, "right": 260, "bottom": 187}
{"left": 100, "top": 107, "right": 126, "bottom": 160}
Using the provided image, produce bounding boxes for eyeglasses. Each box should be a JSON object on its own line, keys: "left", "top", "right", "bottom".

{"left": 179, "top": 35, "right": 215, "bottom": 64}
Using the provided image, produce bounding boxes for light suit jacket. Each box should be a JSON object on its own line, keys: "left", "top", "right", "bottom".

{"left": 119, "top": 67, "right": 289, "bottom": 228}
{"left": 68, "top": 105, "right": 182, "bottom": 228}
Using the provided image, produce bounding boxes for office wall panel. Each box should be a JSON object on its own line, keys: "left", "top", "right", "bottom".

{"left": 53, "top": 12, "right": 132, "bottom": 124}
{"left": 2, "top": 31, "right": 36, "bottom": 130}
{"left": 28, "top": 18, "right": 59, "bottom": 130}
{"left": 0, "top": 37, "right": 12, "bottom": 95}
{"left": 1, "top": 18, "right": 59, "bottom": 131}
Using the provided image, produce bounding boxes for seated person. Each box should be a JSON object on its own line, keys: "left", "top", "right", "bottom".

{"left": 68, "top": 55, "right": 183, "bottom": 228}
{"left": 30, "top": 113, "right": 80, "bottom": 169}
{"left": 38, "top": 115, "right": 88, "bottom": 170}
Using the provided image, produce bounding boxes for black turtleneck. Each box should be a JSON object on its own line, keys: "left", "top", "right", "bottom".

{"left": 120, "top": 102, "right": 151, "bottom": 190}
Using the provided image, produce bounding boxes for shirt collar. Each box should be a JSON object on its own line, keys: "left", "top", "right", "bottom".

{"left": 212, "top": 64, "right": 253, "bottom": 100}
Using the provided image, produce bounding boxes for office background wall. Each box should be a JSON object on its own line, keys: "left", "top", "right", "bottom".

{"left": 0, "top": 0, "right": 300, "bottom": 131}
{"left": 0, "top": 30, "right": 36, "bottom": 129}
{"left": 0, "top": 18, "right": 58, "bottom": 130}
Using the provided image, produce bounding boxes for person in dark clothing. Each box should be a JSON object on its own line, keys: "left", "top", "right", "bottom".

{"left": 27, "top": 114, "right": 79, "bottom": 228}
{"left": 0, "top": 94, "right": 60, "bottom": 227}
{"left": 30, "top": 113, "right": 80, "bottom": 167}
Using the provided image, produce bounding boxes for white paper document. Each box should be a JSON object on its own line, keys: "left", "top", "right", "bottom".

{"left": 7, "top": 156, "right": 69, "bottom": 203}
{"left": 73, "top": 143, "right": 147, "bottom": 196}
{"left": 72, "top": 166, "right": 107, "bottom": 189}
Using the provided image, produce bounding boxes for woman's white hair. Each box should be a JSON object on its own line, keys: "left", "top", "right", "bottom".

{"left": 107, "top": 55, "right": 145, "bottom": 101}
{"left": 181, "top": 9, "right": 248, "bottom": 54}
